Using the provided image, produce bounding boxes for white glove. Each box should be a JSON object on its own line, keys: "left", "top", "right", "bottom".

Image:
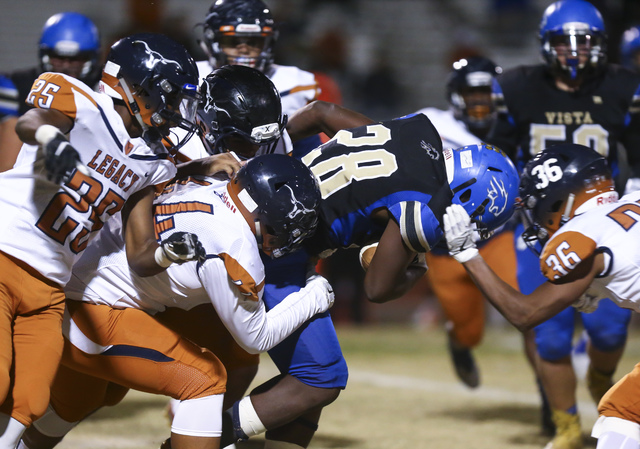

{"left": 303, "top": 274, "right": 335, "bottom": 314}
{"left": 443, "top": 204, "right": 479, "bottom": 263}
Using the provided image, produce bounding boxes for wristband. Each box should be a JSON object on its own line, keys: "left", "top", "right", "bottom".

{"left": 154, "top": 246, "right": 173, "bottom": 268}
{"left": 35, "top": 124, "right": 62, "bottom": 146}
{"left": 453, "top": 247, "right": 480, "bottom": 264}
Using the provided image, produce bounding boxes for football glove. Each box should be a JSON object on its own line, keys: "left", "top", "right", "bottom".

{"left": 35, "top": 124, "right": 90, "bottom": 184}
{"left": 443, "top": 204, "right": 480, "bottom": 263}
{"left": 155, "top": 232, "right": 206, "bottom": 268}
{"left": 304, "top": 274, "right": 335, "bottom": 312}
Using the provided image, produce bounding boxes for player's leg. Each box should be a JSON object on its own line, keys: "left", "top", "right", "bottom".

{"left": 535, "top": 306, "right": 583, "bottom": 449}
{"left": 19, "top": 363, "right": 128, "bottom": 449}
{"left": 582, "top": 299, "right": 631, "bottom": 405}
{"left": 0, "top": 252, "right": 66, "bottom": 449}
{"left": 155, "top": 304, "right": 260, "bottom": 419}
{"left": 592, "top": 363, "right": 640, "bottom": 449}
{"left": 222, "top": 250, "right": 347, "bottom": 449}
{"left": 63, "top": 300, "right": 228, "bottom": 449}
{"left": 426, "top": 251, "right": 483, "bottom": 388}
{"left": 514, "top": 223, "right": 557, "bottom": 437}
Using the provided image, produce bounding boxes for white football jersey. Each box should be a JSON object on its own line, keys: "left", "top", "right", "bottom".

{"left": 414, "top": 107, "right": 483, "bottom": 149}
{"left": 540, "top": 190, "right": 640, "bottom": 312}
{"left": 196, "top": 61, "right": 319, "bottom": 118}
{"left": 0, "top": 73, "right": 176, "bottom": 285}
{"left": 65, "top": 176, "right": 327, "bottom": 353}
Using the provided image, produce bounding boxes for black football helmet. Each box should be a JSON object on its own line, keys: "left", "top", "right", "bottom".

{"left": 200, "top": 0, "right": 277, "bottom": 72}
{"left": 446, "top": 57, "right": 501, "bottom": 135}
{"left": 198, "top": 65, "right": 286, "bottom": 159}
{"left": 519, "top": 143, "right": 617, "bottom": 249}
{"left": 99, "top": 33, "right": 200, "bottom": 152}
{"left": 228, "top": 154, "right": 321, "bottom": 258}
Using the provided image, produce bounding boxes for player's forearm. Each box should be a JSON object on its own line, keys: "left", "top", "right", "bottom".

{"left": 15, "top": 108, "right": 73, "bottom": 144}
{"left": 364, "top": 265, "right": 425, "bottom": 303}
{"left": 287, "top": 101, "right": 374, "bottom": 142}
{"left": 462, "top": 256, "right": 539, "bottom": 332}
{"left": 226, "top": 278, "right": 333, "bottom": 354}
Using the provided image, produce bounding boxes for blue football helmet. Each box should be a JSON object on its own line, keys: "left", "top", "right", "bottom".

{"left": 227, "top": 154, "right": 321, "bottom": 258}
{"left": 539, "top": 0, "right": 606, "bottom": 81}
{"left": 200, "top": 0, "right": 277, "bottom": 72}
{"left": 446, "top": 56, "right": 502, "bottom": 135}
{"left": 519, "top": 143, "right": 616, "bottom": 248}
{"left": 446, "top": 143, "right": 519, "bottom": 233}
{"left": 620, "top": 25, "right": 640, "bottom": 71}
{"left": 39, "top": 12, "right": 101, "bottom": 86}
{"left": 100, "top": 33, "right": 200, "bottom": 152}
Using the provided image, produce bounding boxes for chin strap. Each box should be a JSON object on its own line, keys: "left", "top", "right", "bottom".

{"left": 118, "top": 77, "right": 149, "bottom": 134}
{"left": 560, "top": 193, "right": 575, "bottom": 227}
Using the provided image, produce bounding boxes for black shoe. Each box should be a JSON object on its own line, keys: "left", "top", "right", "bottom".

{"left": 447, "top": 327, "right": 480, "bottom": 388}
{"left": 538, "top": 378, "right": 556, "bottom": 437}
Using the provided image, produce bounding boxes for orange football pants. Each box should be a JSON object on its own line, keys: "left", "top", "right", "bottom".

{"left": 50, "top": 300, "right": 227, "bottom": 423}
{"left": 598, "top": 362, "right": 640, "bottom": 424}
{"left": 425, "top": 231, "right": 518, "bottom": 348}
{"left": 0, "top": 251, "right": 65, "bottom": 426}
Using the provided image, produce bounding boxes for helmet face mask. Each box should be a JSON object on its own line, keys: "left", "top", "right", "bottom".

{"left": 227, "top": 154, "right": 321, "bottom": 258}
{"left": 539, "top": 0, "right": 607, "bottom": 82}
{"left": 100, "top": 33, "right": 200, "bottom": 152}
{"left": 519, "top": 143, "right": 617, "bottom": 251}
{"left": 445, "top": 143, "right": 519, "bottom": 234}
{"left": 446, "top": 57, "right": 502, "bottom": 134}
{"left": 197, "top": 65, "right": 286, "bottom": 159}
{"left": 39, "top": 12, "right": 101, "bottom": 86}
{"left": 201, "top": 0, "right": 277, "bottom": 72}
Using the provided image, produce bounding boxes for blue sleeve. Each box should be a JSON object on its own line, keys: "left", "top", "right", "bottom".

{"left": 0, "top": 75, "right": 19, "bottom": 120}
{"left": 388, "top": 200, "right": 442, "bottom": 252}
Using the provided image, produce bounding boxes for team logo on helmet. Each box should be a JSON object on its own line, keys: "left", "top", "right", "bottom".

{"left": 487, "top": 176, "right": 510, "bottom": 218}
{"left": 284, "top": 184, "right": 317, "bottom": 227}
{"left": 133, "top": 40, "right": 182, "bottom": 71}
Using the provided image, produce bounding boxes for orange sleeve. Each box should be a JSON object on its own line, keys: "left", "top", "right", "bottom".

{"left": 25, "top": 73, "right": 96, "bottom": 121}
{"left": 219, "top": 253, "right": 263, "bottom": 302}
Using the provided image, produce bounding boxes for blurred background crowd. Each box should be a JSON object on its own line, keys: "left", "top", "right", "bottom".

{"left": 2, "top": 0, "right": 640, "bottom": 327}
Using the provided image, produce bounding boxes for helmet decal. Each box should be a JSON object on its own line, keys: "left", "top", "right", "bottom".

{"left": 132, "top": 40, "right": 184, "bottom": 72}
{"left": 487, "top": 175, "right": 510, "bottom": 218}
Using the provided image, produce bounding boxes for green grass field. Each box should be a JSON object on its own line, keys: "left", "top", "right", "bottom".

{"left": 55, "top": 324, "right": 640, "bottom": 449}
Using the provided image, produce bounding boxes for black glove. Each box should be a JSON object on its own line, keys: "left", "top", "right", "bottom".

{"left": 155, "top": 232, "right": 206, "bottom": 267}
{"left": 35, "top": 125, "right": 88, "bottom": 184}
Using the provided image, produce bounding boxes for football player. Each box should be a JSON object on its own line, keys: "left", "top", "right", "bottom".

{"left": 620, "top": 25, "right": 640, "bottom": 72}
{"left": 196, "top": 0, "right": 326, "bottom": 156}
{"left": 203, "top": 109, "right": 520, "bottom": 449}
{"left": 486, "top": 1, "right": 640, "bottom": 447}
{"left": 0, "top": 32, "right": 232, "bottom": 449}
{"left": 443, "top": 143, "right": 640, "bottom": 449}
{"left": 17, "top": 154, "right": 332, "bottom": 449}
{"left": 0, "top": 12, "right": 102, "bottom": 172}
{"left": 414, "top": 56, "right": 523, "bottom": 389}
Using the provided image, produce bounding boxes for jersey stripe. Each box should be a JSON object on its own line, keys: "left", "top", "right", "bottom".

{"left": 399, "top": 201, "right": 430, "bottom": 253}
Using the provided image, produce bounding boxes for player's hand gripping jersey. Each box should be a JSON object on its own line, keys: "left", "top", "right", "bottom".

{"left": 490, "top": 64, "right": 640, "bottom": 178}
{"left": 0, "top": 73, "right": 176, "bottom": 285}
{"left": 65, "top": 176, "right": 332, "bottom": 354}
{"left": 540, "top": 189, "right": 640, "bottom": 313}
{"left": 301, "top": 113, "right": 452, "bottom": 256}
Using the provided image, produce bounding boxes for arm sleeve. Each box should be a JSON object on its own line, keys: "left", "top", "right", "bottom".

{"left": 202, "top": 258, "right": 332, "bottom": 354}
